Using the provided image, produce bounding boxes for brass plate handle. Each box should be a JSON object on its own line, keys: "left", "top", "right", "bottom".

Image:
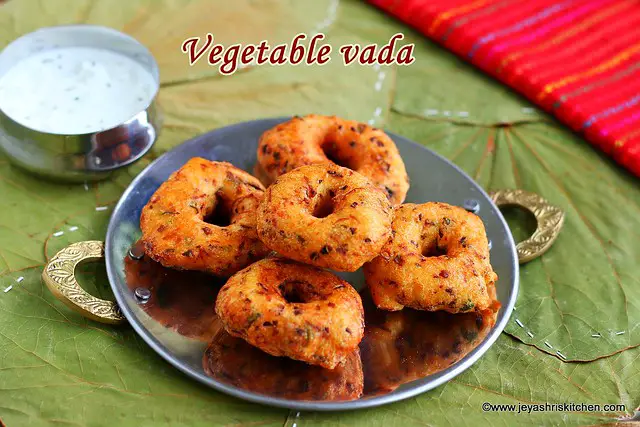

{"left": 489, "top": 189, "right": 565, "bottom": 264}
{"left": 42, "top": 240, "right": 125, "bottom": 324}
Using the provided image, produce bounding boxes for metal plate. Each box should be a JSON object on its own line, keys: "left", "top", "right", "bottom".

{"left": 105, "top": 118, "right": 519, "bottom": 411}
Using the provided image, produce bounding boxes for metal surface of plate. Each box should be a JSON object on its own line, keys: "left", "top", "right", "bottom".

{"left": 105, "top": 118, "right": 519, "bottom": 411}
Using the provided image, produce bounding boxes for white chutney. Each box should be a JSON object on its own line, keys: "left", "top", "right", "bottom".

{"left": 0, "top": 47, "right": 156, "bottom": 135}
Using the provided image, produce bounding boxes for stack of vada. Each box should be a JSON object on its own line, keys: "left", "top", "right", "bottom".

{"left": 139, "top": 114, "right": 498, "bottom": 401}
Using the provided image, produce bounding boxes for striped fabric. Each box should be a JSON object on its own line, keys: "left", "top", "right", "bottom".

{"left": 370, "top": 0, "right": 640, "bottom": 177}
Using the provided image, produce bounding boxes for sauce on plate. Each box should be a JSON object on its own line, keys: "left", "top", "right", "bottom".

{"left": 124, "top": 241, "right": 498, "bottom": 401}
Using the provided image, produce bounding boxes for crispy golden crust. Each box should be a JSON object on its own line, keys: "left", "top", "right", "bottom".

{"left": 252, "top": 161, "right": 272, "bottom": 187}
{"left": 257, "top": 115, "right": 409, "bottom": 205}
{"left": 364, "top": 202, "right": 497, "bottom": 313}
{"left": 203, "top": 328, "right": 363, "bottom": 401}
{"left": 256, "top": 164, "right": 393, "bottom": 272}
{"left": 140, "top": 158, "right": 269, "bottom": 277}
{"left": 215, "top": 257, "right": 365, "bottom": 369}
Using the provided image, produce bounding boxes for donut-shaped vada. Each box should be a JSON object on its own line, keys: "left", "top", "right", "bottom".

{"left": 257, "top": 115, "right": 409, "bottom": 205}
{"left": 215, "top": 257, "right": 365, "bottom": 369}
{"left": 364, "top": 202, "right": 497, "bottom": 313}
{"left": 140, "top": 157, "right": 269, "bottom": 276}
{"left": 257, "top": 163, "right": 392, "bottom": 272}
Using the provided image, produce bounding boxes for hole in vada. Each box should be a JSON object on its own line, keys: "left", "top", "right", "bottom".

{"left": 278, "top": 280, "right": 311, "bottom": 303}
{"left": 322, "top": 141, "right": 355, "bottom": 170}
{"left": 422, "top": 243, "right": 448, "bottom": 257}
{"left": 204, "top": 200, "right": 232, "bottom": 227}
{"left": 313, "top": 193, "right": 335, "bottom": 219}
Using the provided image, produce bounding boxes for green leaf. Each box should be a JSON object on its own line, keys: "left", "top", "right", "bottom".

{"left": 391, "top": 36, "right": 548, "bottom": 126}
{"left": 1, "top": 0, "right": 638, "bottom": 426}
{"left": 296, "top": 336, "right": 640, "bottom": 426}
{"left": 0, "top": 207, "right": 287, "bottom": 427}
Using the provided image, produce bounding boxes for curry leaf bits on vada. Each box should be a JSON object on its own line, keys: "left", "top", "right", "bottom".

{"left": 364, "top": 202, "right": 497, "bottom": 313}
{"left": 215, "top": 257, "right": 365, "bottom": 369}
{"left": 257, "top": 163, "right": 393, "bottom": 272}
{"left": 257, "top": 115, "right": 409, "bottom": 205}
{"left": 140, "top": 158, "right": 269, "bottom": 276}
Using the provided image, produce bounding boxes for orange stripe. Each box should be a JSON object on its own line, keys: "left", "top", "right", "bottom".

{"left": 428, "top": 0, "right": 492, "bottom": 35}
{"left": 538, "top": 42, "right": 640, "bottom": 101}
{"left": 497, "top": 1, "right": 631, "bottom": 72}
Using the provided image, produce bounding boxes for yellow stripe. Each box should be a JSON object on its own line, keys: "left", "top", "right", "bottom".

{"left": 498, "top": 1, "right": 631, "bottom": 73}
{"left": 615, "top": 127, "right": 640, "bottom": 147}
{"left": 428, "top": 0, "right": 492, "bottom": 35}
{"left": 538, "top": 42, "right": 640, "bottom": 101}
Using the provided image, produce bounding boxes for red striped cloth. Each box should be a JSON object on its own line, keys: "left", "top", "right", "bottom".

{"left": 370, "top": 0, "right": 640, "bottom": 177}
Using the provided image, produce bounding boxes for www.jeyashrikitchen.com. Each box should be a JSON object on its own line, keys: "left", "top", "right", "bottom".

{"left": 181, "top": 33, "right": 415, "bottom": 75}
{"left": 482, "top": 401, "right": 627, "bottom": 414}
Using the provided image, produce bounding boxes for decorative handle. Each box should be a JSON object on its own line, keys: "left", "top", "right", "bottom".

{"left": 42, "top": 240, "right": 126, "bottom": 324}
{"left": 489, "top": 189, "right": 565, "bottom": 264}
